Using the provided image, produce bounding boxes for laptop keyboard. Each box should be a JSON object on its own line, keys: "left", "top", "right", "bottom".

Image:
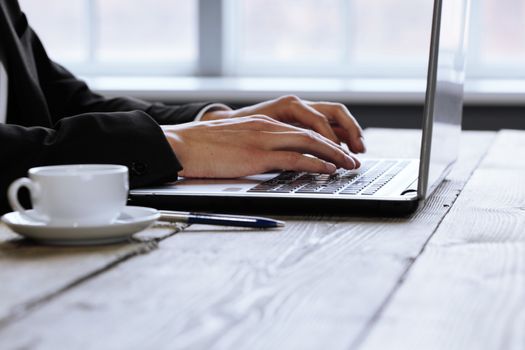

{"left": 248, "top": 160, "right": 410, "bottom": 196}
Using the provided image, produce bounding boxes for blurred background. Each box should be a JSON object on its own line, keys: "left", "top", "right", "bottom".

{"left": 19, "top": 0, "right": 525, "bottom": 129}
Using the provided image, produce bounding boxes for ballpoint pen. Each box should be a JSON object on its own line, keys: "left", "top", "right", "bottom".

{"left": 159, "top": 210, "right": 285, "bottom": 229}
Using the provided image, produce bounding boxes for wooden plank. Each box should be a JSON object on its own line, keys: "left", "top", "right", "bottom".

{"left": 0, "top": 124, "right": 421, "bottom": 328}
{"left": 0, "top": 222, "right": 185, "bottom": 325}
{"left": 0, "top": 130, "right": 495, "bottom": 350}
{"left": 479, "top": 129, "right": 525, "bottom": 170}
{"left": 359, "top": 130, "right": 525, "bottom": 350}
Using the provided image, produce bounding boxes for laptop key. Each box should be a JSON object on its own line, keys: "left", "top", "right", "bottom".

{"left": 296, "top": 188, "right": 322, "bottom": 193}
{"left": 340, "top": 190, "right": 360, "bottom": 195}
{"left": 296, "top": 189, "right": 323, "bottom": 194}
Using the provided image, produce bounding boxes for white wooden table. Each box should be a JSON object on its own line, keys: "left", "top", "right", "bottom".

{"left": 1, "top": 129, "right": 524, "bottom": 350}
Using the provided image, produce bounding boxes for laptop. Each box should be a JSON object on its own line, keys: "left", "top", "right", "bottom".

{"left": 130, "top": 0, "right": 471, "bottom": 216}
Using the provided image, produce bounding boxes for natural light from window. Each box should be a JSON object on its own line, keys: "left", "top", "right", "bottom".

{"left": 19, "top": 0, "right": 525, "bottom": 80}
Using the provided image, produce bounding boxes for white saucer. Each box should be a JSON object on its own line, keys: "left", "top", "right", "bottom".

{"left": 1, "top": 206, "right": 160, "bottom": 245}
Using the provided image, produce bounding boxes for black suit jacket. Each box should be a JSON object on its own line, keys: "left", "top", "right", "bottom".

{"left": 0, "top": 0, "right": 211, "bottom": 214}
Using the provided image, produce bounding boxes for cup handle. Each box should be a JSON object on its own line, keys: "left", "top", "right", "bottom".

{"left": 7, "top": 177, "right": 48, "bottom": 222}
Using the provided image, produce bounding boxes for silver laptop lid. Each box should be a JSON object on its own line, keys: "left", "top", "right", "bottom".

{"left": 0, "top": 44, "right": 7, "bottom": 124}
{"left": 418, "top": 0, "right": 471, "bottom": 199}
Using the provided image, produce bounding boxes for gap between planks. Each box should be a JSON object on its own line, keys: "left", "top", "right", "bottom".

{"left": 0, "top": 131, "right": 496, "bottom": 350}
{"left": 0, "top": 223, "right": 188, "bottom": 329}
{"left": 348, "top": 130, "right": 498, "bottom": 350}
{"left": 357, "top": 130, "right": 525, "bottom": 350}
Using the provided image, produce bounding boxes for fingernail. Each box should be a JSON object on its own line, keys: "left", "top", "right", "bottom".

{"left": 325, "top": 162, "right": 337, "bottom": 173}
{"left": 359, "top": 136, "right": 366, "bottom": 153}
{"left": 346, "top": 156, "right": 356, "bottom": 169}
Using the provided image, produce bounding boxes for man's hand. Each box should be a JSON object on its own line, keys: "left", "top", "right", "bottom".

{"left": 202, "top": 95, "right": 366, "bottom": 154}
{"left": 162, "top": 116, "right": 360, "bottom": 178}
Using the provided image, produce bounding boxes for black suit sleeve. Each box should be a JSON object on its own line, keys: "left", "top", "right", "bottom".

{"left": 0, "top": 111, "right": 181, "bottom": 214}
{"left": 0, "top": 2, "right": 210, "bottom": 214}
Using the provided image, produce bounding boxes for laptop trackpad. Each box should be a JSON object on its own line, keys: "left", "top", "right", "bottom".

{"left": 144, "top": 173, "right": 279, "bottom": 194}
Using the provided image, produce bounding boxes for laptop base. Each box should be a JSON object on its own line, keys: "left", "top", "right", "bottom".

{"left": 128, "top": 194, "right": 420, "bottom": 217}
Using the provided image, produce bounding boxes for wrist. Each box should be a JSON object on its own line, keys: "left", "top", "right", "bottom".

{"left": 162, "top": 128, "right": 186, "bottom": 177}
{"left": 161, "top": 126, "right": 184, "bottom": 158}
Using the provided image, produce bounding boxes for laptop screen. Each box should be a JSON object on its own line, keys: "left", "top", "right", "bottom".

{"left": 418, "top": 0, "right": 471, "bottom": 199}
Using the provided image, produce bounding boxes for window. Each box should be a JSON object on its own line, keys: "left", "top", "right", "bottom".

{"left": 19, "top": 0, "right": 525, "bottom": 80}
{"left": 474, "top": 0, "right": 525, "bottom": 77}
{"left": 226, "top": 0, "right": 433, "bottom": 77}
{"left": 19, "top": 0, "right": 197, "bottom": 75}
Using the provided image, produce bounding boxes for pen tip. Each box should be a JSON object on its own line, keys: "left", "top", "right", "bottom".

{"left": 275, "top": 220, "right": 286, "bottom": 228}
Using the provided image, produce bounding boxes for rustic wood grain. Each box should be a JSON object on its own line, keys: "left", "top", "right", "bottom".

{"left": 481, "top": 129, "right": 525, "bottom": 170}
{"left": 359, "top": 130, "right": 525, "bottom": 350}
{"left": 0, "top": 222, "right": 186, "bottom": 325}
{"left": 0, "top": 130, "right": 495, "bottom": 350}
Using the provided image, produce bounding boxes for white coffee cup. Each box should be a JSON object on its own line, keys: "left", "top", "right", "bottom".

{"left": 8, "top": 164, "right": 129, "bottom": 226}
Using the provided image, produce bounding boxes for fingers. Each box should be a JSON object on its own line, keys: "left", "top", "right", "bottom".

{"left": 268, "top": 95, "right": 365, "bottom": 153}
{"left": 259, "top": 151, "right": 337, "bottom": 174}
{"left": 286, "top": 98, "right": 340, "bottom": 145}
{"left": 205, "top": 115, "right": 360, "bottom": 169}
{"left": 188, "top": 113, "right": 362, "bottom": 175}
{"left": 311, "top": 102, "right": 366, "bottom": 154}
{"left": 209, "top": 115, "right": 352, "bottom": 156}
{"left": 334, "top": 105, "right": 366, "bottom": 153}
{"left": 252, "top": 116, "right": 351, "bottom": 154}
{"left": 219, "top": 95, "right": 365, "bottom": 155}
{"left": 255, "top": 130, "right": 360, "bottom": 170}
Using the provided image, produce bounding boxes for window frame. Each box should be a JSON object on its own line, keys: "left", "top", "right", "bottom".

{"left": 46, "top": 0, "right": 199, "bottom": 76}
